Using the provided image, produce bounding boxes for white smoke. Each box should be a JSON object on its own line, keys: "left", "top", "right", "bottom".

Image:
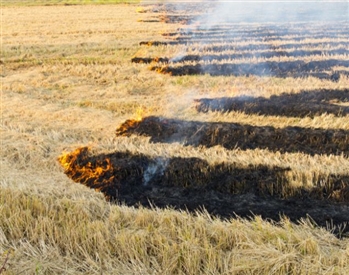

{"left": 143, "top": 157, "right": 169, "bottom": 185}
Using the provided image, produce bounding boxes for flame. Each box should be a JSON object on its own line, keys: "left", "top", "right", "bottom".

{"left": 135, "top": 107, "right": 144, "bottom": 121}
{"left": 159, "top": 15, "right": 169, "bottom": 23}
{"left": 115, "top": 118, "right": 142, "bottom": 136}
{"left": 136, "top": 7, "right": 146, "bottom": 13}
{"left": 151, "top": 66, "right": 172, "bottom": 76}
{"left": 59, "top": 150, "right": 73, "bottom": 170}
{"left": 114, "top": 108, "right": 144, "bottom": 137}
{"left": 58, "top": 147, "right": 117, "bottom": 198}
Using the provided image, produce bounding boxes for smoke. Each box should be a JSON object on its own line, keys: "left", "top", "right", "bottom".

{"left": 158, "top": 1, "right": 349, "bottom": 80}
{"left": 143, "top": 157, "right": 169, "bottom": 185}
{"left": 137, "top": 1, "right": 349, "bottom": 94}
{"left": 196, "top": 1, "right": 348, "bottom": 27}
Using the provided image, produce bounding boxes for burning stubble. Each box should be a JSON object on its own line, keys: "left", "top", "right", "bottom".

{"left": 58, "top": 147, "right": 118, "bottom": 200}
{"left": 57, "top": 2, "right": 349, "bottom": 228}
{"left": 4, "top": 3, "right": 349, "bottom": 273}
{"left": 115, "top": 116, "right": 349, "bottom": 156}
{"left": 58, "top": 146, "right": 349, "bottom": 232}
{"left": 134, "top": 2, "right": 349, "bottom": 81}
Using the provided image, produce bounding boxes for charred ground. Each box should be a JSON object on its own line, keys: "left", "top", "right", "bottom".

{"left": 59, "top": 147, "right": 349, "bottom": 235}
{"left": 194, "top": 88, "right": 349, "bottom": 117}
{"left": 115, "top": 116, "right": 349, "bottom": 156}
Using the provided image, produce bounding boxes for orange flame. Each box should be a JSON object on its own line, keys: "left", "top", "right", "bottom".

{"left": 135, "top": 107, "right": 144, "bottom": 121}
{"left": 58, "top": 147, "right": 117, "bottom": 198}
{"left": 115, "top": 118, "right": 142, "bottom": 136}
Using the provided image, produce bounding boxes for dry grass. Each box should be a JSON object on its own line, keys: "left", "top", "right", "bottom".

{"left": 2, "top": 187, "right": 349, "bottom": 274}
{"left": 1, "top": 3, "right": 349, "bottom": 274}
{"left": 2, "top": 0, "right": 139, "bottom": 6}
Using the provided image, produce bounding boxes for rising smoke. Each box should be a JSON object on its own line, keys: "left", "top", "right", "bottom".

{"left": 143, "top": 157, "right": 169, "bottom": 185}
{"left": 146, "top": 0, "right": 349, "bottom": 80}
{"left": 196, "top": 1, "right": 348, "bottom": 26}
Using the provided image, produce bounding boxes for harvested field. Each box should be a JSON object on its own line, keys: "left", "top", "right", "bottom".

{"left": 116, "top": 116, "right": 349, "bottom": 156}
{"left": 2, "top": 2, "right": 349, "bottom": 274}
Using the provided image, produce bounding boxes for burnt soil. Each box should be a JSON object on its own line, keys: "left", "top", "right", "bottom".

{"left": 150, "top": 60, "right": 348, "bottom": 80}
{"left": 194, "top": 89, "right": 349, "bottom": 118}
{"left": 133, "top": 49, "right": 349, "bottom": 64}
{"left": 138, "top": 15, "right": 194, "bottom": 24}
{"left": 139, "top": 41, "right": 349, "bottom": 51}
{"left": 60, "top": 147, "right": 349, "bottom": 236}
{"left": 115, "top": 116, "right": 349, "bottom": 156}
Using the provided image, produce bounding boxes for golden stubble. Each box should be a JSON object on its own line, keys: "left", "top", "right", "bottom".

{"left": 1, "top": 4, "right": 349, "bottom": 274}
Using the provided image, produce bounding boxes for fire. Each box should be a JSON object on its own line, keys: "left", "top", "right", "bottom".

{"left": 136, "top": 7, "right": 146, "bottom": 13}
{"left": 59, "top": 150, "right": 73, "bottom": 170}
{"left": 159, "top": 15, "right": 168, "bottom": 23}
{"left": 115, "top": 118, "right": 142, "bottom": 136}
{"left": 150, "top": 65, "right": 170, "bottom": 74}
{"left": 58, "top": 147, "right": 117, "bottom": 199}
{"left": 135, "top": 107, "right": 145, "bottom": 121}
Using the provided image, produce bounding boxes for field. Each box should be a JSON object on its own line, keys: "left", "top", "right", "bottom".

{"left": 1, "top": 2, "right": 349, "bottom": 274}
